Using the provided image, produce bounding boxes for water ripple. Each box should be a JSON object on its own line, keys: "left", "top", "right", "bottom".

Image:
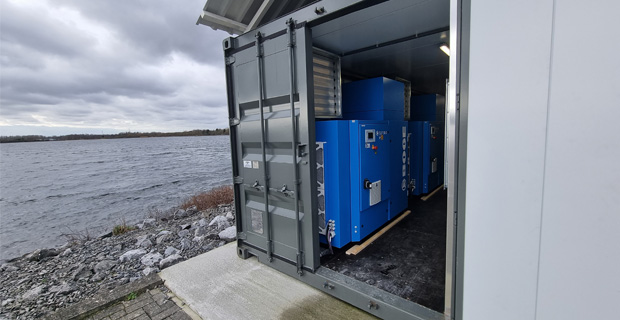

{"left": 0, "top": 136, "right": 232, "bottom": 261}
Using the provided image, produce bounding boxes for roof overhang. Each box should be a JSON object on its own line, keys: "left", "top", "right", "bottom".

{"left": 196, "top": 0, "right": 317, "bottom": 35}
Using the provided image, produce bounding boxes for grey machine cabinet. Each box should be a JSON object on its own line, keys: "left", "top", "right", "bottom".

{"left": 223, "top": 1, "right": 450, "bottom": 319}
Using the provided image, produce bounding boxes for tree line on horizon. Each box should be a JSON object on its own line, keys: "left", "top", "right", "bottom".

{"left": 0, "top": 128, "right": 230, "bottom": 143}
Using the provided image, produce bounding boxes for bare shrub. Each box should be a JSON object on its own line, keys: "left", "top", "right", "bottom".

{"left": 180, "top": 185, "right": 234, "bottom": 211}
{"left": 61, "top": 227, "right": 93, "bottom": 245}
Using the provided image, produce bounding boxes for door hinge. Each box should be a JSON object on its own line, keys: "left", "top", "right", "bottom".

{"left": 456, "top": 93, "right": 461, "bottom": 111}
{"left": 229, "top": 118, "right": 240, "bottom": 127}
{"left": 237, "top": 232, "right": 247, "bottom": 240}
{"left": 225, "top": 56, "right": 236, "bottom": 65}
{"left": 454, "top": 211, "right": 458, "bottom": 226}
{"left": 233, "top": 176, "right": 244, "bottom": 185}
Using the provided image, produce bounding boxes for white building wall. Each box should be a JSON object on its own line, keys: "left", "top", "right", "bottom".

{"left": 461, "top": 0, "right": 554, "bottom": 319}
{"left": 461, "top": 1, "right": 620, "bottom": 319}
{"left": 535, "top": 1, "right": 620, "bottom": 319}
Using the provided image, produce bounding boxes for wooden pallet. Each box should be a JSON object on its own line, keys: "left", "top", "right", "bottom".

{"left": 421, "top": 184, "right": 444, "bottom": 201}
{"left": 345, "top": 210, "right": 411, "bottom": 256}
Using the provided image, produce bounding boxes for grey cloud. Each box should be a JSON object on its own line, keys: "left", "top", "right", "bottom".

{"left": 0, "top": 1, "right": 98, "bottom": 58}
{"left": 59, "top": 0, "right": 228, "bottom": 64}
{"left": 0, "top": 0, "right": 227, "bottom": 134}
{"left": 0, "top": 0, "right": 230, "bottom": 134}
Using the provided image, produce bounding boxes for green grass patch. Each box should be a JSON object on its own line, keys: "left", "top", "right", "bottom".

{"left": 126, "top": 292, "right": 137, "bottom": 301}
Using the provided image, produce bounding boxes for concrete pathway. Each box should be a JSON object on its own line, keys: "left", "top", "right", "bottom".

{"left": 159, "top": 243, "right": 377, "bottom": 320}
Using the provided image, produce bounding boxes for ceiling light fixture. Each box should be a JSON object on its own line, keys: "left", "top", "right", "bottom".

{"left": 440, "top": 43, "right": 450, "bottom": 56}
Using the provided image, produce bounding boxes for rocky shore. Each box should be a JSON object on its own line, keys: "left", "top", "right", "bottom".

{"left": 0, "top": 203, "right": 236, "bottom": 319}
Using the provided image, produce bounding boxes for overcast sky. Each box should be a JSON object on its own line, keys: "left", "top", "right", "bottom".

{"left": 0, "top": 0, "right": 231, "bottom": 136}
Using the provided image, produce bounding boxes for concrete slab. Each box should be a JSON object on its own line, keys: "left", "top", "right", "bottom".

{"left": 159, "top": 243, "right": 377, "bottom": 320}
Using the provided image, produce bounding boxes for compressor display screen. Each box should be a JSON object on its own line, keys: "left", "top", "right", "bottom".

{"left": 365, "top": 129, "right": 376, "bottom": 143}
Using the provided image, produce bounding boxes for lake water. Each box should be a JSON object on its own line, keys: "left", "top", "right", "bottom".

{"left": 0, "top": 136, "right": 231, "bottom": 262}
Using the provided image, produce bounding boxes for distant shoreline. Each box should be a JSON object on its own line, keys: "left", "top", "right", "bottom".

{"left": 0, "top": 129, "right": 229, "bottom": 143}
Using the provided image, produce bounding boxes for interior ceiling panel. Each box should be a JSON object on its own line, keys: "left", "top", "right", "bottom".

{"left": 311, "top": 0, "right": 450, "bottom": 94}
{"left": 340, "top": 31, "right": 449, "bottom": 94}
{"left": 311, "top": 0, "right": 449, "bottom": 54}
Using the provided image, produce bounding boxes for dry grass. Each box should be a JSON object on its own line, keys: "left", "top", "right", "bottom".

{"left": 112, "top": 218, "right": 136, "bottom": 235}
{"left": 181, "top": 185, "right": 234, "bottom": 211}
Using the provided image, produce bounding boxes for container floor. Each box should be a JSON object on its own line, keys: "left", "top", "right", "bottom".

{"left": 321, "top": 189, "right": 447, "bottom": 313}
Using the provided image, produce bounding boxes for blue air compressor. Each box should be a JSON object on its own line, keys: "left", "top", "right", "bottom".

{"left": 315, "top": 78, "right": 410, "bottom": 248}
{"left": 409, "top": 121, "right": 445, "bottom": 195}
{"left": 316, "top": 120, "right": 391, "bottom": 248}
{"left": 342, "top": 77, "right": 405, "bottom": 121}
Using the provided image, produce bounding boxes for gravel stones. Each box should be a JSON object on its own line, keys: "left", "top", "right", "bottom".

{"left": 186, "top": 205, "right": 198, "bottom": 215}
{"left": 49, "top": 282, "right": 76, "bottom": 295}
{"left": 22, "top": 285, "right": 45, "bottom": 301}
{"left": 135, "top": 235, "right": 152, "bottom": 248}
{"left": 177, "top": 229, "right": 190, "bottom": 238}
{"left": 2, "top": 298, "right": 14, "bottom": 307}
{"left": 156, "top": 231, "right": 174, "bottom": 244}
{"left": 118, "top": 249, "right": 147, "bottom": 262}
{"left": 142, "top": 218, "right": 157, "bottom": 228}
{"left": 218, "top": 226, "right": 237, "bottom": 241}
{"left": 94, "top": 260, "right": 116, "bottom": 274}
{"left": 164, "top": 246, "right": 180, "bottom": 257}
{"left": 180, "top": 239, "right": 192, "bottom": 251}
{"left": 72, "top": 266, "right": 93, "bottom": 281}
{"left": 0, "top": 202, "right": 235, "bottom": 319}
{"left": 140, "top": 252, "right": 163, "bottom": 267}
{"left": 142, "top": 267, "right": 159, "bottom": 276}
{"left": 27, "top": 248, "right": 59, "bottom": 261}
{"left": 194, "top": 226, "right": 209, "bottom": 237}
{"left": 174, "top": 209, "right": 188, "bottom": 219}
{"left": 209, "top": 216, "right": 231, "bottom": 230}
{"left": 0, "top": 264, "right": 18, "bottom": 272}
{"left": 159, "top": 254, "right": 183, "bottom": 269}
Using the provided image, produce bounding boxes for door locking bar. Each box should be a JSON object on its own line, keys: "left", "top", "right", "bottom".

{"left": 255, "top": 32, "right": 273, "bottom": 262}
{"left": 287, "top": 18, "right": 304, "bottom": 275}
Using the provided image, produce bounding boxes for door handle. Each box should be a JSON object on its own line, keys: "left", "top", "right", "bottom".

{"left": 297, "top": 143, "right": 307, "bottom": 157}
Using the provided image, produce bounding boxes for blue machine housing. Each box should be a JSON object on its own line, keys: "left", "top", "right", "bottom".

{"left": 409, "top": 121, "right": 445, "bottom": 195}
{"left": 316, "top": 120, "right": 393, "bottom": 248}
{"left": 388, "top": 120, "right": 409, "bottom": 219}
{"left": 342, "top": 77, "right": 405, "bottom": 120}
{"left": 411, "top": 94, "right": 445, "bottom": 121}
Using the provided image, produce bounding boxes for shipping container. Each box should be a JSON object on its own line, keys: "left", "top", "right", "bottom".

{"left": 196, "top": 0, "right": 620, "bottom": 319}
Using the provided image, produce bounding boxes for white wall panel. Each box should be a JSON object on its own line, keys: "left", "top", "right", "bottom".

{"left": 535, "top": 1, "right": 620, "bottom": 319}
{"left": 461, "top": 0, "right": 553, "bottom": 319}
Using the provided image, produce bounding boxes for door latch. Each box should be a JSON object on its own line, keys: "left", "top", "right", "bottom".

{"left": 297, "top": 143, "right": 307, "bottom": 157}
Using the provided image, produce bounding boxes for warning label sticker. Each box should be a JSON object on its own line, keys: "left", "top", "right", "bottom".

{"left": 243, "top": 161, "right": 252, "bottom": 168}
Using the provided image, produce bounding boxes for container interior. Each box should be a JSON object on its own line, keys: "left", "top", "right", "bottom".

{"left": 310, "top": 0, "right": 450, "bottom": 313}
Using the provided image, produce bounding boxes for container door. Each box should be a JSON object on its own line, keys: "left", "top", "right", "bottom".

{"left": 224, "top": 24, "right": 319, "bottom": 272}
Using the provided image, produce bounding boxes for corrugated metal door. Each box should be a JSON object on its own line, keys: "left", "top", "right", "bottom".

{"left": 224, "top": 23, "right": 319, "bottom": 273}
